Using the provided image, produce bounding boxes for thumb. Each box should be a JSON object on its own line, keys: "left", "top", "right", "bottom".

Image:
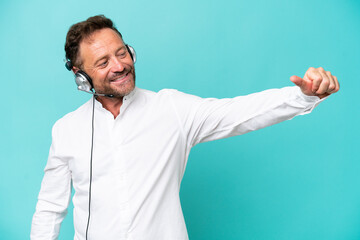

{"left": 290, "top": 75, "right": 314, "bottom": 96}
{"left": 290, "top": 75, "right": 304, "bottom": 87}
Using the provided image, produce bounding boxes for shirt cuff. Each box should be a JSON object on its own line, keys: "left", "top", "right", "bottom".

{"left": 294, "top": 86, "right": 327, "bottom": 115}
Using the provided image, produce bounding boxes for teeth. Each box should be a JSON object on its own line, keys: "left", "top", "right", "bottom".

{"left": 112, "top": 73, "right": 127, "bottom": 81}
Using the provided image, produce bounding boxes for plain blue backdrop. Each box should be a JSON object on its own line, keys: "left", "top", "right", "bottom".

{"left": 1, "top": 0, "right": 359, "bottom": 239}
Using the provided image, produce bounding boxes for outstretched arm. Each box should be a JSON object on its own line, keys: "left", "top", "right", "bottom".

{"left": 169, "top": 67, "right": 339, "bottom": 146}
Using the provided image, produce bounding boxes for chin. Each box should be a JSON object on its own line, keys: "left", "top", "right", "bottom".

{"left": 100, "top": 74, "right": 136, "bottom": 97}
{"left": 113, "top": 80, "right": 135, "bottom": 97}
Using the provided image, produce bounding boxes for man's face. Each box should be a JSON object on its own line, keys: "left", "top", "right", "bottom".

{"left": 78, "top": 28, "right": 135, "bottom": 98}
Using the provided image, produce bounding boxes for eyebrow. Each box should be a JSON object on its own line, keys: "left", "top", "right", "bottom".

{"left": 93, "top": 46, "right": 126, "bottom": 66}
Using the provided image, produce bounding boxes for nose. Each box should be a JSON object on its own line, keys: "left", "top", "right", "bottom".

{"left": 110, "top": 56, "right": 125, "bottom": 72}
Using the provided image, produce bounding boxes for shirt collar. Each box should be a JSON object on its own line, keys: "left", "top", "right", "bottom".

{"left": 93, "top": 87, "right": 138, "bottom": 113}
{"left": 123, "top": 87, "right": 137, "bottom": 104}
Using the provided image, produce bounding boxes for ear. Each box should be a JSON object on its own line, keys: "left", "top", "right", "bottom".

{"left": 72, "top": 66, "right": 79, "bottom": 74}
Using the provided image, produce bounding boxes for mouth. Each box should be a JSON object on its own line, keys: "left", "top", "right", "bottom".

{"left": 110, "top": 71, "right": 130, "bottom": 84}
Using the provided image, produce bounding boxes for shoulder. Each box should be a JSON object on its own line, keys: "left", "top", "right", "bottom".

{"left": 52, "top": 99, "right": 92, "bottom": 131}
{"left": 134, "top": 88, "right": 186, "bottom": 101}
{"left": 152, "top": 88, "right": 201, "bottom": 100}
{"left": 137, "top": 88, "right": 185, "bottom": 96}
{"left": 158, "top": 88, "right": 203, "bottom": 104}
{"left": 136, "top": 88, "right": 202, "bottom": 105}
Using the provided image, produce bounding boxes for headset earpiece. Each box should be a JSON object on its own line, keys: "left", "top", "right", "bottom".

{"left": 65, "top": 60, "right": 73, "bottom": 71}
{"left": 126, "top": 44, "right": 136, "bottom": 63}
{"left": 65, "top": 59, "right": 94, "bottom": 92}
{"left": 75, "top": 70, "right": 94, "bottom": 92}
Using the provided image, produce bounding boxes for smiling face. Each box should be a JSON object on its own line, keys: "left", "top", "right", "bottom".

{"left": 78, "top": 28, "right": 135, "bottom": 98}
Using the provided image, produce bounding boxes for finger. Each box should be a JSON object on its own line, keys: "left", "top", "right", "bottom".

{"left": 331, "top": 75, "right": 340, "bottom": 93}
{"left": 325, "top": 71, "right": 336, "bottom": 93}
{"left": 316, "top": 71, "right": 330, "bottom": 94}
{"left": 305, "top": 69, "right": 322, "bottom": 93}
{"left": 290, "top": 75, "right": 313, "bottom": 95}
{"left": 290, "top": 75, "right": 305, "bottom": 88}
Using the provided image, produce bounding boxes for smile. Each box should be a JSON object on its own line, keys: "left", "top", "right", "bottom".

{"left": 110, "top": 72, "right": 130, "bottom": 84}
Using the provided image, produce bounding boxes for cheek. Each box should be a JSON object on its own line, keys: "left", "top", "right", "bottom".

{"left": 129, "top": 63, "right": 135, "bottom": 73}
{"left": 93, "top": 70, "right": 110, "bottom": 84}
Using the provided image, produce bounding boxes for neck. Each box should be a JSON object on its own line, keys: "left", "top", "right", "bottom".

{"left": 96, "top": 96, "right": 123, "bottom": 118}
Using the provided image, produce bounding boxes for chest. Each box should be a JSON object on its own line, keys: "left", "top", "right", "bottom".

{"left": 65, "top": 104, "right": 186, "bottom": 188}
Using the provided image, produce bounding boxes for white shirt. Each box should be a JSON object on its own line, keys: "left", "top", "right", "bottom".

{"left": 31, "top": 86, "right": 322, "bottom": 240}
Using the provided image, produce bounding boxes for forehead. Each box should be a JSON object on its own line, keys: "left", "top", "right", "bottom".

{"left": 79, "top": 28, "right": 125, "bottom": 65}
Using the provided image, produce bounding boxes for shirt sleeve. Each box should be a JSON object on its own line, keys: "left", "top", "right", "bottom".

{"left": 31, "top": 121, "right": 72, "bottom": 240}
{"left": 168, "top": 86, "right": 325, "bottom": 147}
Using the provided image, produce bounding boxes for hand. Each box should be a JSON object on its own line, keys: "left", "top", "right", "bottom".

{"left": 290, "top": 67, "right": 340, "bottom": 99}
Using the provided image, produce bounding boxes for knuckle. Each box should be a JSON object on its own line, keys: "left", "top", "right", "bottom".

{"left": 333, "top": 85, "right": 340, "bottom": 92}
{"left": 328, "top": 85, "right": 335, "bottom": 91}
{"left": 314, "top": 78, "right": 322, "bottom": 84}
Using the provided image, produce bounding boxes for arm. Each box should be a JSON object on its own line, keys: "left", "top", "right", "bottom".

{"left": 171, "top": 86, "right": 323, "bottom": 146}
{"left": 170, "top": 67, "right": 339, "bottom": 147}
{"left": 31, "top": 122, "right": 72, "bottom": 240}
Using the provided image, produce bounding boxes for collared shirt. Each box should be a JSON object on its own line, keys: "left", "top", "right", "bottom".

{"left": 31, "top": 86, "right": 322, "bottom": 240}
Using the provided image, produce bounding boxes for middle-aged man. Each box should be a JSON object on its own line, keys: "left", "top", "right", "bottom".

{"left": 31, "top": 15, "right": 339, "bottom": 240}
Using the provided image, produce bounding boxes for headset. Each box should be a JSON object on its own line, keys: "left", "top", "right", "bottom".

{"left": 65, "top": 44, "right": 136, "bottom": 240}
{"left": 65, "top": 44, "right": 136, "bottom": 96}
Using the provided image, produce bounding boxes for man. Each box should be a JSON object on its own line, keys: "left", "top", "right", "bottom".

{"left": 31, "top": 15, "right": 339, "bottom": 240}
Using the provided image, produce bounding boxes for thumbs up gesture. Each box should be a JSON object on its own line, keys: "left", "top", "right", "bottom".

{"left": 290, "top": 67, "right": 340, "bottom": 99}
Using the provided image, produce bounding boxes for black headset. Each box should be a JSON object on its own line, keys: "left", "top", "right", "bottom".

{"left": 65, "top": 44, "right": 136, "bottom": 93}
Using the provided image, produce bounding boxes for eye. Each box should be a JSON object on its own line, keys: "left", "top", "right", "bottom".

{"left": 99, "top": 60, "right": 108, "bottom": 67}
{"left": 117, "top": 50, "right": 127, "bottom": 58}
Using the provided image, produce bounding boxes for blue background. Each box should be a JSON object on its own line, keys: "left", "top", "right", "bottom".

{"left": 1, "top": 0, "right": 359, "bottom": 239}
